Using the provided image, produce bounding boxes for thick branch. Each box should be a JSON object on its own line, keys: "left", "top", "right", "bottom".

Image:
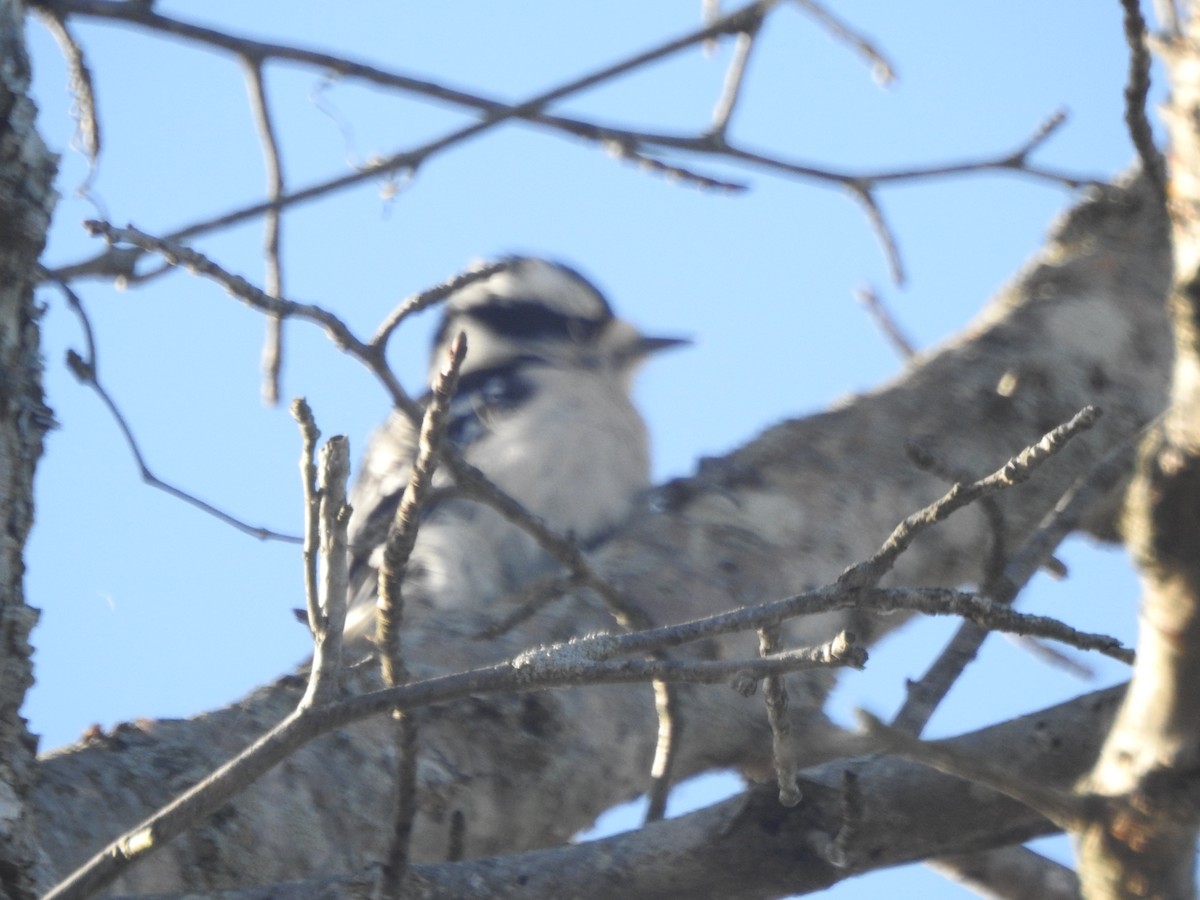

{"left": 112, "top": 687, "right": 1125, "bottom": 900}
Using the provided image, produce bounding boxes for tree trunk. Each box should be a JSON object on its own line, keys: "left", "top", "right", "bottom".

{"left": 1080, "top": 6, "right": 1200, "bottom": 896}
{"left": 0, "top": 1, "right": 59, "bottom": 897}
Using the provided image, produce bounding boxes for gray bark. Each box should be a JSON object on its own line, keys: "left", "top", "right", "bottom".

{"left": 1078, "top": 6, "right": 1200, "bottom": 895}
{"left": 0, "top": 0, "right": 58, "bottom": 897}
{"left": 109, "top": 687, "right": 1127, "bottom": 899}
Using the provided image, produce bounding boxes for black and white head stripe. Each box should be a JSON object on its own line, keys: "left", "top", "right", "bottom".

{"left": 432, "top": 258, "right": 614, "bottom": 352}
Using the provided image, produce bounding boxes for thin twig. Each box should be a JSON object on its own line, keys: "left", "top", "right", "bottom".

{"left": 672, "top": 105, "right": 1087, "bottom": 191}
{"left": 1118, "top": 0, "right": 1165, "bottom": 202}
{"left": 841, "top": 405, "right": 1102, "bottom": 591}
{"left": 604, "top": 138, "right": 749, "bottom": 192}
{"left": 241, "top": 56, "right": 287, "bottom": 406}
{"left": 59, "top": 108, "right": 1093, "bottom": 287}
{"left": 855, "top": 284, "right": 916, "bottom": 360}
{"left": 51, "top": 109, "right": 1094, "bottom": 285}
{"left": 376, "top": 333, "right": 468, "bottom": 678}
{"left": 708, "top": 16, "right": 763, "bottom": 139}
{"left": 849, "top": 184, "right": 905, "bottom": 285}
{"left": 376, "top": 333, "right": 467, "bottom": 895}
{"left": 472, "top": 574, "right": 585, "bottom": 640}
{"left": 893, "top": 422, "right": 1145, "bottom": 734}
{"left": 792, "top": 0, "right": 896, "bottom": 85}
{"left": 644, "top": 679, "right": 682, "bottom": 823}
{"left": 305, "top": 435, "right": 351, "bottom": 705}
{"left": 826, "top": 770, "right": 863, "bottom": 868}
{"left": 370, "top": 260, "right": 511, "bottom": 351}
{"left": 996, "top": 421, "right": 1151, "bottom": 598}
{"left": 759, "top": 625, "right": 801, "bottom": 806}
{"left": 291, "top": 399, "right": 322, "bottom": 634}
{"left": 517, "top": 584, "right": 1132, "bottom": 672}
{"left": 82, "top": 220, "right": 421, "bottom": 414}
{"left": 53, "top": 278, "right": 302, "bottom": 543}
{"left": 33, "top": 6, "right": 101, "bottom": 164}
{"left": 892, "top": 445, "right": 1008, "bottom": 736}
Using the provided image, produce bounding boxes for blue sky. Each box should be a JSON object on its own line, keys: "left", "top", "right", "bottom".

{"left": 24, "top": 3, "right": 1151, "bottom": 896}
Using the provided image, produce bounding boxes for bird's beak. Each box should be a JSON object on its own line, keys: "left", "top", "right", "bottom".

{"left": 634, "top": 335, "right": 691, "bottom": 357}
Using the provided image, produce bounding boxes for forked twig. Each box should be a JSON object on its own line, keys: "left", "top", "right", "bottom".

{"left": 53, "top": 278, "right": 302, "bottom": 544}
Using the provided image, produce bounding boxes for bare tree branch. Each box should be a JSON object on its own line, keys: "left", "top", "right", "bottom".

{"left": 369, "top": 261, "right": 511, "bottom": 351}
{"left": 643, "top": 677, "right": 682, "bottom": 823}
{"left": 1119, "top": 0, "right": 1166, "bottom": 200}
{"left": 854, "top": 283, "right": 917, "bottom": 360}
{"left": 855, "top": 710, "right": 1088, "bottom": 829}
{"left": 84, "top": 690, "right": 1119, "bottom": 900}
{"left": 758, "top": 625, "right": 802, "bottom": 806}
{"left": 708, "top": 14, "right": 763, "bottom": 139}
{"left": 304, "top": 435, "right": 351, "bottom": 704}
{"left": 36, "top": 1, "right": 1095, "bottom": 290}
{"left": 51, "top": 278, "right": 303, "bottom": 543}
{"left": 240, "top": 56, "right": 287, "bottom": 406}
{"left": 894, "top": 419, "right": 1152, "bottom": 734}
{"left": 840, "top": 405, "right": 1102, "bottom": 591}
{"left": 31, "top": 5, "right": 100, "bottom": 165}
{"left": 927, "top": 846, "right": 1082, "bottom": 900}
{"left": 792, "top": 0, "right": 897, "bottom": 85}
{"left": 376, "top": 332, "right": 466, "bottom": 894}
{"left": 291, "top": 399, "right": 322, "bottom": 633}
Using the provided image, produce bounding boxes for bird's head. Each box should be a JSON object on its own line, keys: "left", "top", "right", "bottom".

{"left": 427, "top": 257, "right": 687, "bottom": 385}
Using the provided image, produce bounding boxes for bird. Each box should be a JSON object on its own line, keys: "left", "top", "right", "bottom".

{"left": 342, "top": 257, "right": 687, "bottom": 643}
